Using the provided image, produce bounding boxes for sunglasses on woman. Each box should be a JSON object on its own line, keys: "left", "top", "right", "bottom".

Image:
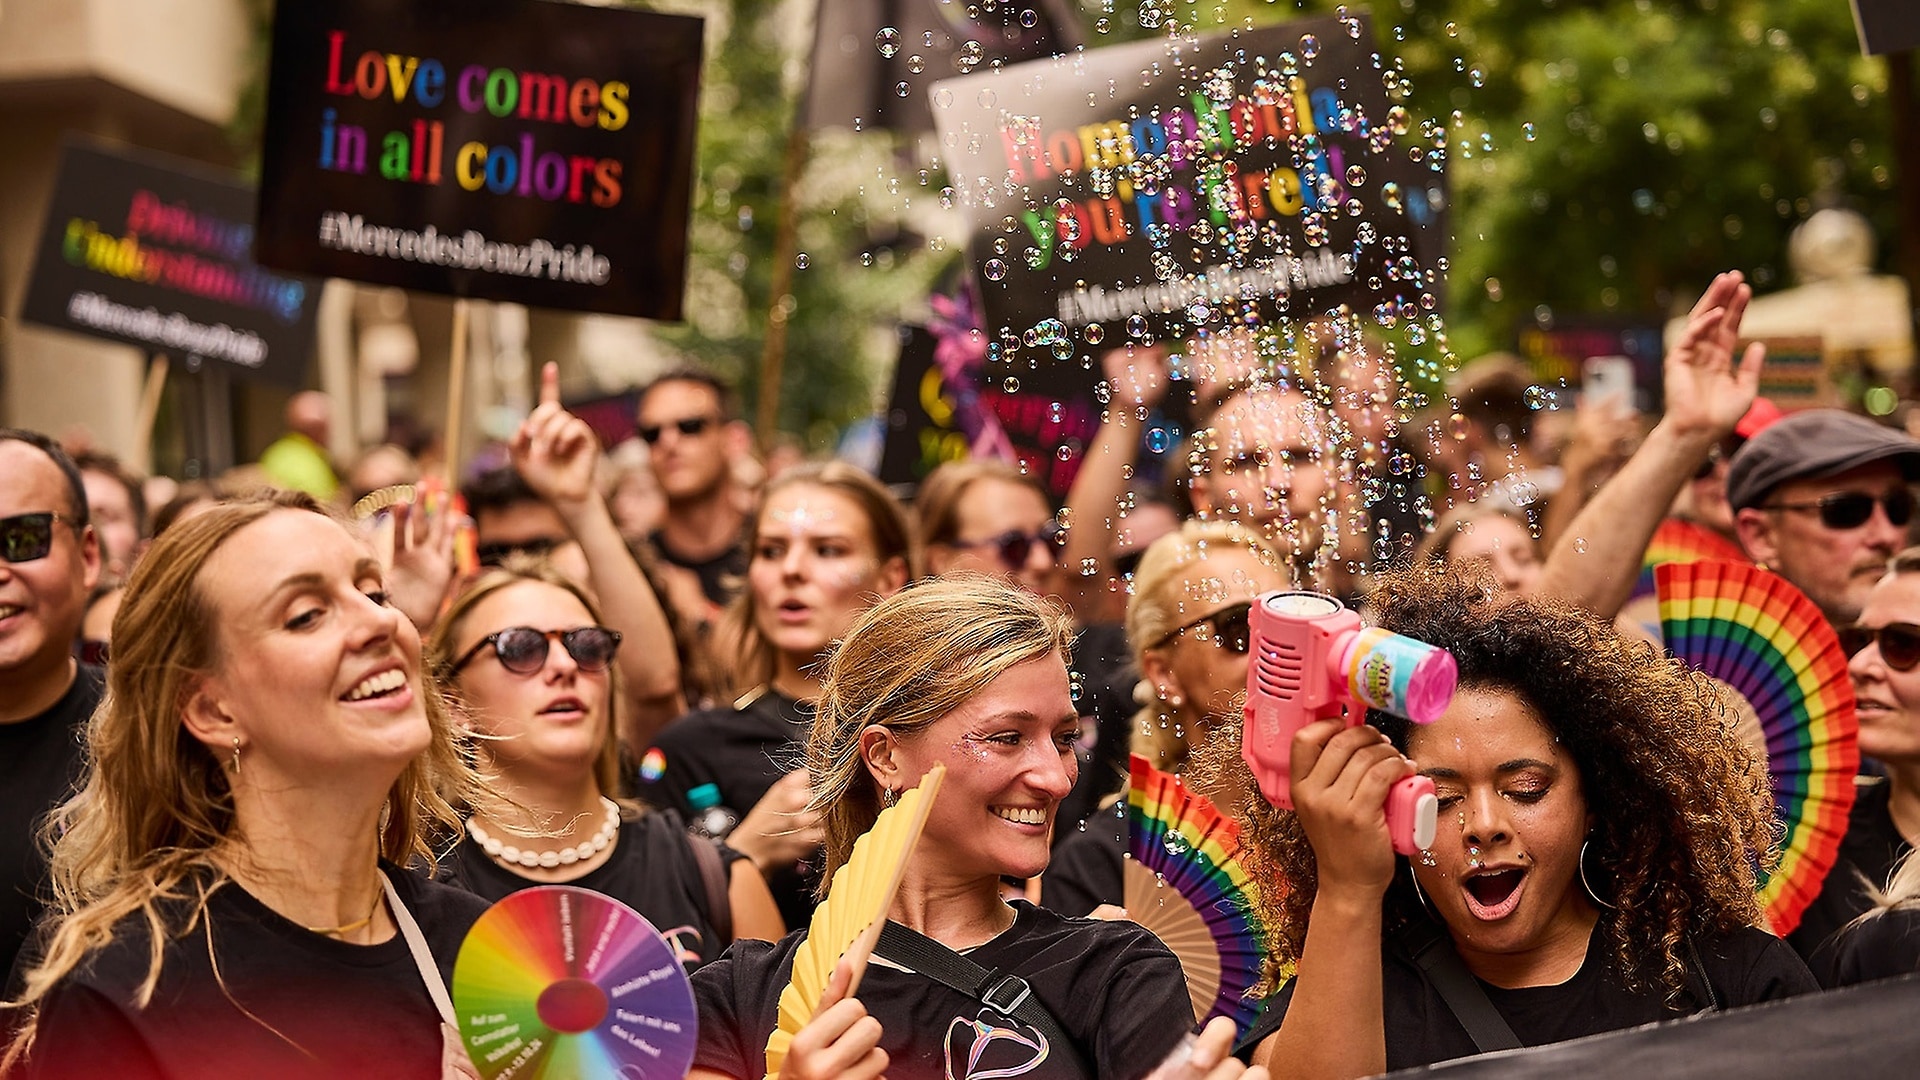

{"left": 953, "top": 521, "right": 1066, "bottom": 572}
{"left": 1839, "top": 622, "right": 1920, "bottom": 672}
{"left": 1765, "top": 489, "right": 1917, "bottom": 530}
{"left": 448, "top": 626, "right": 623, "bottom": 676}
{"left": 1154, "top": 601, "right": 1253, "bottom": 653}
{"left": 0, "top": 512, "right": 76, "bottom": 563}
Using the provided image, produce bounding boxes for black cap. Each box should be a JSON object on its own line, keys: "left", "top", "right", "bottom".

{"left": 1725, "top": 409, "right": 1920, "bottom": 512}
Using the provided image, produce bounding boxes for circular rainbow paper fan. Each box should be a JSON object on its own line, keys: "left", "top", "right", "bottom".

{"left": 1656, "top": 560, "right": 1860, "bottom": 936}
{"left": 453, "top": 885, "right": 697, "bottom": 1080}
{"left": 1125, "top": 754, "right": 1268, "bottom": 1036}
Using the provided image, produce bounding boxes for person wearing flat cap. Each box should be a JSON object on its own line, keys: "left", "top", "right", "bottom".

{"left": 1728, "top": 408, "right": 1920, "bottom": 627}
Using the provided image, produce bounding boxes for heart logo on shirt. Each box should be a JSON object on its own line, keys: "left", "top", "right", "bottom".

{"left": 944, "top": 1014, "right": 1050, "bottom": 1079}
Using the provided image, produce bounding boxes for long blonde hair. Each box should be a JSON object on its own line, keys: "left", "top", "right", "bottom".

{"left": 428, "top": 558, "right": 626, "bottom": 800}
{"left": 1125, "top": 521, "right": 1290, "bottom": 774}
{"left": 6, "top": 493, "right": 485, "bottom": 1056}
{"left": 806, "top": 574, "right": 1073, "bottom": 893}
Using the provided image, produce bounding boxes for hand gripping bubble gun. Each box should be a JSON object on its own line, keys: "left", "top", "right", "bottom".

{"left": 1242, "top": 591, "right": 1457, "bottom": 854}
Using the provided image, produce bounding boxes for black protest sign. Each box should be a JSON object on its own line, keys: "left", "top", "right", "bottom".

{"left": 928, "top": 12, "right": 1446, "bottom": 375}
{"left": 878, "top": 326, "right": 966, "bottom": 492}
{"left": 19, "top": 141, "right": 320, "bottom": 386}
{"left": 255, "top": 0, "right": 702, "bottom": 320}
{"left": 1851, "top": 0, "right": 1920, "bottom": 55}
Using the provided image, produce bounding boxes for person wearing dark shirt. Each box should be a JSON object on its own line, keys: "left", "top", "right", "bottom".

{"left": 6, "top": 493, "right": 493, "bottom": 1077}
{"left": 638, "top": 369, "right": 752, "bottom": 617}
{"left": 1215, "top": 564, "right": 1814, "bottom": 1074}
{"left": 690, "top": 577, "right": 1206, "bottom": 1080}
{"left": 1792, "top": 550, "right": 1920, "bottom": 965}
{"left": 641, "top": 463, "right": 913, "bottom": 932}
{"left": 1043, "top": 522, "right": 1291, "bottom": 916}
{"left": 0, "top": 430, "right": 103, "bottom": 982}
{"left": 428, "top": 559, "right": 780, "bottom": 965}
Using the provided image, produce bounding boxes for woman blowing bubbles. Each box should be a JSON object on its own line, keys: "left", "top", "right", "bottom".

{"left": 6, "top": 492, "right": 489, "bottom": 1078}
{"left": 1211, "top": 564, "right": 1815, "bottom": 1076}
{"left": 691, "top": 576, "right": 1263, "bottom": 1080}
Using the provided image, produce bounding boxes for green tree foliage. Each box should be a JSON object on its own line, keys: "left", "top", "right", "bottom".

{"left": 1189, "top": 0, "right": 1897, "bottom": 362}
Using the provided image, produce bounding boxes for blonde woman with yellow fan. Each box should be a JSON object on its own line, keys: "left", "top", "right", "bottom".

{"left": 688, "top": 576, "right": 1266, "bottom": 1080}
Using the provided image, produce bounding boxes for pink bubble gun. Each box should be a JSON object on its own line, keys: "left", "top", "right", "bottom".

{"left": 1242, "top": 591, "right": 1456, "bottom": 854}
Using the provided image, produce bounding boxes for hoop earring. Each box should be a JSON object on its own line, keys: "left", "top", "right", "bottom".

{"left": 1579, "top": 839, "right": 1616, "bottom": 909}
{"left": 230, "top": 737, "right": 242, "bottom": 776}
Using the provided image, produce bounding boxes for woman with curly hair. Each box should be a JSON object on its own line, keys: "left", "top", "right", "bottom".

{"left": 1215, "top": 563, "right": 1815, "bottom": 1076}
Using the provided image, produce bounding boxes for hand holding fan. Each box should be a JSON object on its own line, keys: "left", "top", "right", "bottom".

{"left": 1124, "top": 754, "right": 1269, "bottom": 1035}
{"left": 763, "top": 764, "right": 945, "bottom": 1079}
{"left": 1656, "top": 560, "right": 1860, "bottom": 935}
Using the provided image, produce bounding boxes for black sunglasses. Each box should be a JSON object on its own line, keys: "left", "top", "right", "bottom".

{"left": 1692, "top": 438, "right": 1742, "bottom": 481}
{"left": 1765, "top": 489, "right": 1916, "bottom": 530}
{"left": 955, "top": 521, "right": 1066, "bottom": 572}
{"left": 1154, "top": 600, "right": 1253, "bottom": 653}
{"left": 638, "top": 416, "right": 717, "bottom": 445}
{"left": 1840, "top": 622, "right": 1920, "bottom": 673}
{"left": 449, "top": 626, "right": 623, "bottom": 676}
{"left": 1, "top": 512, "right": 77, "bottom": 563}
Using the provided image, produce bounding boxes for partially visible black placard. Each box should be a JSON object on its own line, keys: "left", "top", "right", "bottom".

{"left": 20, "top": 140, "right": 320, "bottom": 386}
{"left": 255, "top": 0, "right": 702, "bottom": 320}
{"left": 877, "top": 326, "right": 966, "bottom": 493}
{"left": 1852, "top": 0, "right": 1920, "bottom": 55}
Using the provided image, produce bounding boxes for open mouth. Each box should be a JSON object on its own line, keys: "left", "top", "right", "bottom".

{"left": 540, "top": 697, "right": 588, "bottom": 716}
{"left": 992, "top": 806, "right": 1047, "bottom": 828}
{"left": 0, "top": 604, "right": 22, "bottom": 621}
{"left": 1462, "top": 867, "right": 1526, "bottom": 920}
{"left": 342, "top": 668, "right": 407, "bottom": 702}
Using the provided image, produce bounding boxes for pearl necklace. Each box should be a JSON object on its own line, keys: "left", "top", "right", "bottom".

{"left": 468, "top": 797, "right": 620, "bottom": 870}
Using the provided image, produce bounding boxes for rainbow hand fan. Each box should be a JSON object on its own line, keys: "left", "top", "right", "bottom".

{"left": 1656, "top": 560, "right": 1859, "bottom": 936}
{"left": 763, "top": 764, "right": 945, "bottom": 1079}
{"left": 1628, "top": 518, "right": 1751, "bottom": 602}
{"left": 452, "top": 886, "right": 697, "bottom": 1080}
{"left": 1124, "top": 754, "right": 1269, "bottom": 1035}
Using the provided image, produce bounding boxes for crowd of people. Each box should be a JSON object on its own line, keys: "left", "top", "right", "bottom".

{"left": 4, "top": 268, "right": 1920, "bottom": 1077}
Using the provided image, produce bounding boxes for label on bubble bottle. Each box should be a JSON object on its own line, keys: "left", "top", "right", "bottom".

{"left": 1345, "top": 626, "right": 1454, "bottom": 722}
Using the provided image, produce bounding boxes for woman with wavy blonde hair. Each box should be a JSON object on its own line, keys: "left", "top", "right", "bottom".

{"left": 688, "top": 576, "right": 1261, "bottom": 1080}
{"left": 6, "top": 491, "right": 492, "bottom": 1078}
{"left": 1042, "top": 521, "right": 1291, "bottom": 915}
{"left": 1208, "top": 562, "right": 1816, "bottom": 1075}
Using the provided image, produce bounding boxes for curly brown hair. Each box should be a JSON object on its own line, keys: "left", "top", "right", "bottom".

{"left": 1199, "top": 562, "right": 1776, "bottom": 1004}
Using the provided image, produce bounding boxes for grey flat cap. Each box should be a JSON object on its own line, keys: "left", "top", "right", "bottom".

{"left": 1726, "top": 409, "right": 1920, "bottom": 512}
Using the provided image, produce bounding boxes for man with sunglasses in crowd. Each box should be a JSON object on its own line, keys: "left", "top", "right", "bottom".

{"left": 636, "top": 369, "right": 752, "bottom": 634}
{"left": 1728, "top": 408, "right": 1920, "bottom": 627}
{"left": 0, "top": 430, "right": 103, "bottom": 985}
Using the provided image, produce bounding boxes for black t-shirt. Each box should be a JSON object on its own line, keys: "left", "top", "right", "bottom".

{"left": 1057, "top": 625, "right": 1135, "bottom": 846}
{"left": 441, "top": 810, "right": 733, "bottom": 968}
{"left": 639, "top": 690, "right": 819, "bottom": 930}
{"left": 648, "top": 530, "right": 748, "bottom": 610}
{"left": 1240, "top": 916, "right": 1814, "bottom": 1070}
{"left": 1788, "top": 778, "right": 1911, "bottom": 963}
{"left": 1813, "top": 903, "right": 1920, "bottom": 987}
{"left": 0, "top": 664, "right": 103, "bottom": 978}
{"left": 691, "top": 900, "right": 1191, "bottom": 1080}
{"left": 1042, "top": 799, "right": 1126, "bottom": 917}
{"left": 22, "top": 865, "right": 488, "bottom": 1080}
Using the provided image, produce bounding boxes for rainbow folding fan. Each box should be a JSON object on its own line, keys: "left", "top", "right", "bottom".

{"left": 1656, "top": 560, "right": 1859, "bottom": 935}
{"left": 764, "top": 764, "right": 945, "bottom": 1079}
{"left": 1124, "top": 754, "right": 1268, "bottom": 1035}
{"left": 1629, "top": 517, "right": 1751, "bottom": 602}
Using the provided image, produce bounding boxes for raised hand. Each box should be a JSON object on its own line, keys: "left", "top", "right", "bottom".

{"left": 1663, "top": 270, "right": 1766, "bottom": 441}
{"left": 510, "top": 362, "right": 599, "bottom": 510}
{"left": 386, "top": 492, "right": 461, "bottom": 632}
{"left": 1103, "top": 343, "right": 1171, "bottom": 417}
{"left": 1289, "top": 719, "right": 1413, "bottom": 901}
{"left": 1147, "top": 1017, "right": 1273, "bottom": 1080}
